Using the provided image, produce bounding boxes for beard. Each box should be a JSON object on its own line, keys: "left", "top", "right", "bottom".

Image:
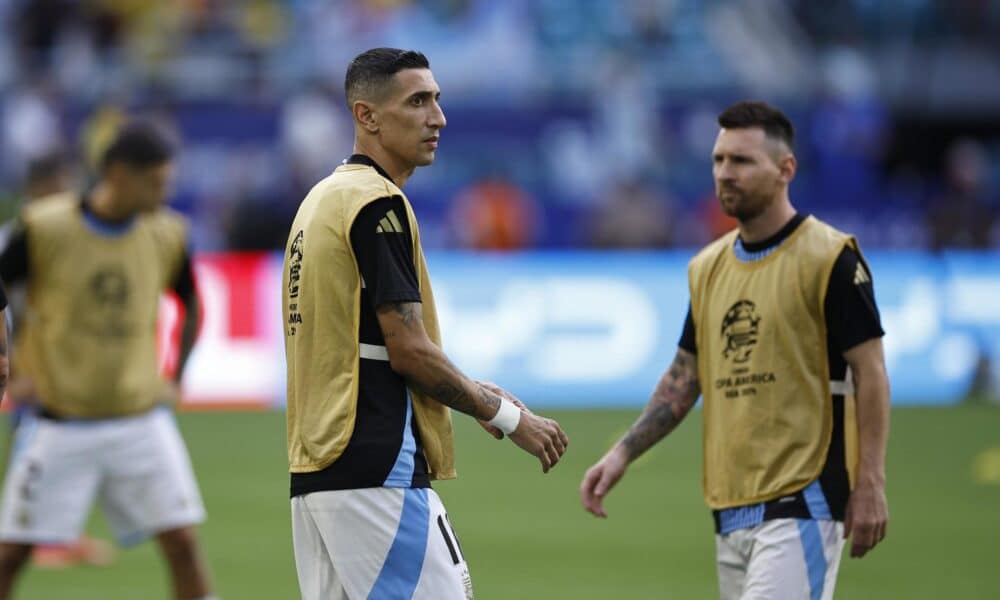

{"left": 718, "top": 187, "right": 770, "bottom": 222}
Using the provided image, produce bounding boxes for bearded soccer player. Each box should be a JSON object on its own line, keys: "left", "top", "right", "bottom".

{"left": 0, "top": 123, "right": 215, "bottom": 600}
{"left": 283, "top": 48, "right": 569, "bottom": 600}
{"left": 581, "top": 101, "right": 890, "bottom": 599}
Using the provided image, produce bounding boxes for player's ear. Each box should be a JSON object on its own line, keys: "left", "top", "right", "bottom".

{"left": 353, "top": 101, "right": 379, "bottom": 134}
{"left": 778, "top": 152, "right": 796, "bottom": 184}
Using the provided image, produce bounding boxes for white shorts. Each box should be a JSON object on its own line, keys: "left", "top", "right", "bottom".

{"left": 0, "top": 407, "right": 206, "bottom": 546}
{"left": 291, "top": 487, "right": 474, "bottom": 600}
{"left": 716, "top": 518, "right": 844, "bottom": 600}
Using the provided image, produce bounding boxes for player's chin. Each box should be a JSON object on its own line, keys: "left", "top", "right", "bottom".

{"left": 719, "top": 197, "right": 740, "bottom": 217}
{"left": 414, "top": 152, "right": 436, "bottom": 166}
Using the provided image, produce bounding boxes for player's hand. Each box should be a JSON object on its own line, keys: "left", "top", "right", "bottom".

{"left": 580, "top": 445, "right": 629, "bottom": 518}
{"left": 507, "top": 411, "right": 568, "bottom": 473}
{"left": 844, "top": 480, "right": 888, "bottom": 558}
{"left": 475, "top": 380, "right": 529, "bottom": 440}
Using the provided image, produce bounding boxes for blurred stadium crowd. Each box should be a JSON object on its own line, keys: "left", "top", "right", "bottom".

{"left": 0, "top": 0, "right": 998, "bottom": 251}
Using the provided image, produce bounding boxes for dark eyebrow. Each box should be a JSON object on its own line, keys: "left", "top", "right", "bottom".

{"left": 408, "top": 90, "right": 439, "bottom": 102}
{"left": 714, "top": 152, "right": 754, "bottom": 162}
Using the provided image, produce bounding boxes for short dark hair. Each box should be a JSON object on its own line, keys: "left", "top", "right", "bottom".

{"left": 100, "top": 121, "right": 175, "bottom": 172}
{"left": 717, "top": 101, "right": 795, "bottom": 150}
{"left": 344, "top": 48, "right": 430, "bottom": 106}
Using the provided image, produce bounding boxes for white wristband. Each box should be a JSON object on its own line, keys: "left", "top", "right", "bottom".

{"left": 488, "top": 398, "right": 521, "bottom": 435}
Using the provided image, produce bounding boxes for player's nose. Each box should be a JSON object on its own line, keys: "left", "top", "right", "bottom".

{"left": 428, "top": 103, "right": 446, "bottom": 129}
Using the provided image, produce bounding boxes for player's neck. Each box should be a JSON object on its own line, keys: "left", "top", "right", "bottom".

{"left": 88, "top": 182, "right": 135, "bottom": 223}
{"left": 738, "top": 196, "right": 796, "bottom": 244}
{"left": 352, "top": 143, "right": 415, "bottom": 188}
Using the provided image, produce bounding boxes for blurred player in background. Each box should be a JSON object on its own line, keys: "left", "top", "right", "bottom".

{"left": 0, "top": 151, "right": 117, "bottom": 570}
{"left": 283, "top": 47, "right": 568, "bottom": 600}
{"left": 581, "top": 101, "right": 890, "bottom": 599}
{"left": 0, "top": 123, "right": 215, "bottom": 600}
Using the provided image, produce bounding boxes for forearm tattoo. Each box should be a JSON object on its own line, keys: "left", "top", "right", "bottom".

{"left": 477, "top": 385, "right": 501, "bottom": 412}
{"left": 426, "top": 380, "right": 474, "bottom": 414}
{"left": 380, "top": 301, "right": 498, "bottom": 419}
{"left": 621, "top": 350, "right": 700, "bottom": 461}
{"left": 418, "top": 379, "right": 501, "bottom": 421}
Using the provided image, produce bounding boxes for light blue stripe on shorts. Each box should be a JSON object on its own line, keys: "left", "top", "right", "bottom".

{"left": 368, "top": 488, "right": 430, "bottom": 599}
{"left": 797, "top": 518, "right": 828, "bottom": 600}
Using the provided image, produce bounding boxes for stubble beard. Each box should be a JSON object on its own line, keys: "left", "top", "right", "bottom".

{"left": 719, "top": 189, "right": 770, "bottom": 223}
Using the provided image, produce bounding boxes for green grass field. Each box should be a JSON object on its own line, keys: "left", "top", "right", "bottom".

{"left": 6, "top": 405, "right": 999, "bottom": 599}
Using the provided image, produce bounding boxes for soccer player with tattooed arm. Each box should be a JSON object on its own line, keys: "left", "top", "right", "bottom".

{"left": 282, "top": 47, "right": 568, "bottom": 600}
{"left": 581, "top": 101, "right": 890, "bottom": 600}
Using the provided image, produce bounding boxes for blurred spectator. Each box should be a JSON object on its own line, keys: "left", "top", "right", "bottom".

{"left": 280, "top": 84, "right": 350, "bottom": 184}
{"left": 80, "top": 104, "right": 127, "bottom": 171}
{"left": 807, "top": 47, "right": 889, "bottom": 211}
{"left": 1, "top": 81, "right": 63, "bottom": 181}
{"left": 22, "top": 150, "right": 73, "bottom": 201}
{"left": 694, "top": 191, "right": 737, "bottom": 243}
{"left": 926, "top": 139, "right": 997, "bottom": 250}
{"left": 0, "top": 150, "right": 73, "bottom": 247}
{"left": 447, "top": 177, "right": 542, "bottom": 250}
{"left": 0, "top": 0, "right": 998, "bottom": 251}
{"left": 588, "top": 178, "right": 675, "bottom": 248}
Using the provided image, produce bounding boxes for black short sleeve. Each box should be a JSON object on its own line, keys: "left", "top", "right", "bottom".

{"left": 678, "top": 303, "right": 697, "bottom": 354}
{"left": 350, "top": 197, "right": 421, "bottom": 307}
{"left": 0, "top": 225, "right": 29, "bottom": 286}
{"left": 824, "top": 246, "right": 885, "bottom": 354}
{"left": 169, "top": 250, "right": 197, "bottom": 301}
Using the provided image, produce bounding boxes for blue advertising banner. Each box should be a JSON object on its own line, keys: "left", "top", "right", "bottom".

{"left": 423, "top": 250, "right": 1000, "bottom": 408}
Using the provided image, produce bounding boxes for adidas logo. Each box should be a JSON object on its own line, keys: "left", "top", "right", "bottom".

{"left": 376, "top": 210, "right": 404, "bottom": 234}
{"left": 853, "top": 263, "right": 870, "bottom": 286}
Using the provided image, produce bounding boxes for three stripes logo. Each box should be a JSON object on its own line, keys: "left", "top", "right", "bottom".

{"left": 376, "top": 210, "right": 404, "bottom": 234}
{"left": 853, "top": 262, "right": 871, "bottom": 286}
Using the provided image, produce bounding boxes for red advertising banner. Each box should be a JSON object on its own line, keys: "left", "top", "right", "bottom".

{"left": 159, "top": 252, "right": 284, "bottom": 410}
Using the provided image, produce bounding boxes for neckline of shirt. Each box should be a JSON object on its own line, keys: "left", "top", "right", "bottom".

{"left": 345, "top": 154, "right": 394, "bottom": 184}
{"left": 736, "top": 213, "right": 806, "bottom": 254}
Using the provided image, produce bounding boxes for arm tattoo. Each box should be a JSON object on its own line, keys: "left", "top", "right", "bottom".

{"left": 419, "top": 380, "right": 501, "bottom": 420}
{"left": 477, "top": 385, "right": 501, "bottom": 412}
{"left": 380, "top": 302, "right": 423, "bottom": 340}
{"left": 427, "top": 380, "right": 474, "bottom": 414}
{"left": 388, "top": 302, "right": 421, "bottom": 327}
{"left": 621, "top": 350, "right": 700, "bottom": 461}
{"left": 378, "top": 301, "right": 498, "bottom": 419}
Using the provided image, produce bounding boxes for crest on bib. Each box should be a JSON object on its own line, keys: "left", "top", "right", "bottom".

{"left": 721, "top": 299, "right": 760, "bottom": 363}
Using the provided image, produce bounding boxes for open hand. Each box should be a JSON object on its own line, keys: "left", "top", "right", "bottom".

{"left": 844, "top": 482, "right": 889, "bottom": 558}
{"left": 580, "top": 445, "right": 629, "bottom": 518}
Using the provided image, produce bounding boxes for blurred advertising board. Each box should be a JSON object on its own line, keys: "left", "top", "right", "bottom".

{"left": 170, "top": 251, "right": 1000, "bottom": 409}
